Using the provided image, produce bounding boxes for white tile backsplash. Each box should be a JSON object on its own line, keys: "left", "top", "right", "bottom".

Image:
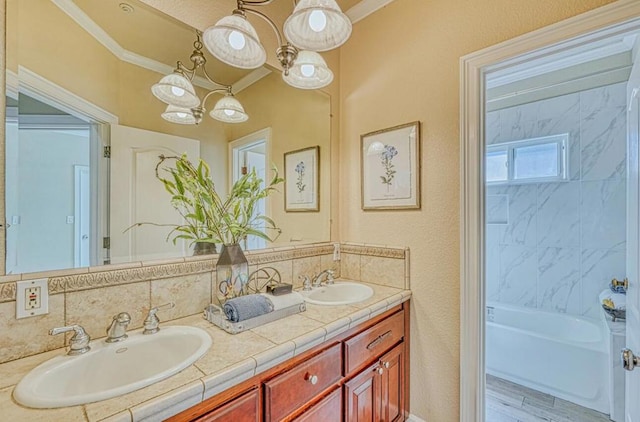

{"left": 486, "top": 82, "right": 627, "bottom": 318}
{"left": 537, "top": 247, "right": 581, "bottom": 314}
{"left": 498, "top": 245, "right": 537, "bottom": 308}
{"left": 537, "top": 182, "right": 580, "bottom": 248}
{"left": 581, "top": 178, "right": 626, "bottom": 250}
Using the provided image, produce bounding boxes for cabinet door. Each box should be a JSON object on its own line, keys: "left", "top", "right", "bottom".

{"left": 194, "top": 388, "right": 259, "bottom": 422}
{"left": 345, "top": 363, "right": 380, "bottom": 422}
{"left": 380, "top": 344, "right": 404, "bottom": 422}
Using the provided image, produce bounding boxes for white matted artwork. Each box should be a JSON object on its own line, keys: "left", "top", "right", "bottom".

{"left": 361, "top": 121, "right": 421, "bottom": 210}
{"left": 284, "top": 145, "right": 319, "bottom": 212}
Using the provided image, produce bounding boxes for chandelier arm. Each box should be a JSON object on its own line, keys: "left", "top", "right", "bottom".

{"left": 201, "top": 88, "right": 232, "bottom": 108}
{"left": 176, "top": 61, "right": 197, "bottom": 79}
{"left": 241, "top": 7, "right": 283, "bottom": 47}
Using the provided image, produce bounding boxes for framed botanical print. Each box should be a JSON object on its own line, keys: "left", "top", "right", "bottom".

{"left": 361, "top": 121, "right": 421, "bottom": 210}
{"left": 284, "top": 146, "right": 320, "bottom": 212}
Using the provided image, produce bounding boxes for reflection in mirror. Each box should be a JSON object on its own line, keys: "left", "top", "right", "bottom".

{"left": 5, "top": 0, "right": 331, "bottom": 275}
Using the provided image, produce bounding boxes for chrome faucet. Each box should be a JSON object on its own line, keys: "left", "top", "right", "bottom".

{"left": 105, "top": 312, "right": 131, "bottom": 343}
{"left": 143, "top": 302, "right": 175, "bottom": 335}
{"left": 49, "top": 324, "right": 91, "bottom": 355}
{"left": 312, "top": 269, "right": 335, "bottom": 287}
{"left": 299, "top": 275, "right": 312, "bottom": 291}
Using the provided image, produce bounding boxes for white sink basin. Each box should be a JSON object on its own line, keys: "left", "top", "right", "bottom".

{"left": 301, "top": 282, "right": 374, "bottom": 306}
{"left": 14, "top": 325, "right": 211, "bottom": 409}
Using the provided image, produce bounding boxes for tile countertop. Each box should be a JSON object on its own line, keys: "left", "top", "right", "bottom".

{"left": 0, "top": 282, "right": 411, "bottom": 422}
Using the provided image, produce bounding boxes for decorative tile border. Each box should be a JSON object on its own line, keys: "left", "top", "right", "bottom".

{"left": 341, "top": 243, "right": 406, "bottom": 259}
{"left": 246, "top": 244, "right": 333, "bottom": 265}
{"left": 50, "top": 260, "right": 215, "bottom": 294}
{"left": 0, "top": 282, "right": 16, "bottom": 302}
{"left": 0, "top": 242, "right": 403, "bottom": 301}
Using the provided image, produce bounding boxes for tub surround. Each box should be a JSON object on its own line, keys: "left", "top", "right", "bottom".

{"left": 0, "top": 283, "right": 411, "bottom": 422}
{"left": 486, "top": 82, "right": 627, "bottom": 319}
{"left": 0, "top": 242, "right": 409, "bottom": 365}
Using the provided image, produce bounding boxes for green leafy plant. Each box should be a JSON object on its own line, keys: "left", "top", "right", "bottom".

{"left": 130, "top": 154, "right": 284, "bottom": 247}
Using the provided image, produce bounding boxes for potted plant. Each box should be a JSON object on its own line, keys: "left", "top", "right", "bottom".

{"left": 140, "top": 154, "right": 284, "bottom": 302}
{"left": 151, "top": 154, "right": 283, "bottom": 251}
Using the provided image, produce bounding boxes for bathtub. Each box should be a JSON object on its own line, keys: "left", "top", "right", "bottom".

{"left": 486, "top": 303, "right": 609, "bottom": 414}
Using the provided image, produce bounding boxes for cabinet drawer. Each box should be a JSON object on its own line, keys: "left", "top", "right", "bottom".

{"left": 344, "top": 310, "right": 404, "bottom": 376}
{"left": 194, "top": 388, "right": 259, "bottom": 422}
{"left": 292, "top": 387, "right": 342, "bottom": 422}
{"left": 264, "top": 343, "right": 342, "bottom": 421}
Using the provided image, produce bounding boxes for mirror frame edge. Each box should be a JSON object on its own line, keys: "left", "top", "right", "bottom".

{"left": 1, "top": 0, "right": 7, "bottom": 275}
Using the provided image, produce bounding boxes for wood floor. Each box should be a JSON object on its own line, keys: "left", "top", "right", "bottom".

{"left": 486, "top": 374, "right": 612, "bottom": 422}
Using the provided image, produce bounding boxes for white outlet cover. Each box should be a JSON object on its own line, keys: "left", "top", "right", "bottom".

{"left": 16, "top": 279, "right": 49, "bottom": 319}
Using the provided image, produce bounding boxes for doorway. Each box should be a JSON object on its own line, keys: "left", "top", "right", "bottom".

{"left": 229, "top": 128, "right": 271, "bottom": 250}
{"left": 460, "top": 2, "right": 640, "bottom": 422}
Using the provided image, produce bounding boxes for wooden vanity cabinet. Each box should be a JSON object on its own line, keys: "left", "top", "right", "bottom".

{"left": 167, "top": 302, "right": 410, "bottom": 422}
{"left": 345, "top": 343, "right": 404, "bottom": 422}
{"left": 192, "top": 388, "right": 259, "bottom": 422}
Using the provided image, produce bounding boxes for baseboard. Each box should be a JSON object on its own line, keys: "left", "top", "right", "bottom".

{"left": 407, "top": 414, "right": 427, "bottom": 422}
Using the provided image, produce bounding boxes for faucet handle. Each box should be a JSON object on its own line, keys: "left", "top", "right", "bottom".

{"left": 326, "top": 269, "right": 335, "bottom": 284}
{"left": 299, "top": 275, "right": 312, "bottom": 291}
{"left": 143, "top": 302, "right": 175, "bottom": 335}
{"left": 50, "top": 324, "right": 91, "bottom": 355}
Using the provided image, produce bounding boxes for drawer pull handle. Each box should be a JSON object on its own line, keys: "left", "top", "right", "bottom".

{"left": 305, "top": 374, "right": 318, "bottom": 385}
{"left": 366, "top": 330, "right": 392, "bottom": 350}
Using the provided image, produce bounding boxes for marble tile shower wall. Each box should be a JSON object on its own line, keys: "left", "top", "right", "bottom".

{"left": 486, "top": 82, "right": 627, "bottom": 319}
{"left": 0, "top": 242, "right": 409, "bottom": 364}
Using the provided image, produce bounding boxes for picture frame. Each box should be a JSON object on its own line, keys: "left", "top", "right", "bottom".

{"left": 361, "top": 121, "right": 421, "bottom": 210}
{"left": 284, "top": 146, "right": 320, "bottom": 212}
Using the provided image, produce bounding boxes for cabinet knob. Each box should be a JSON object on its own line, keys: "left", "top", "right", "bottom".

{"left": 383, "top": 361, "right": 390, "bottom": 369}
{"left": 376, "top": 367, "right": 384, "bottom": 375}
{"left": 306, "top": 374, "right": 318, "bottom": 385}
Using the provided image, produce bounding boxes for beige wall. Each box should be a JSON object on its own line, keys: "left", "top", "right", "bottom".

{"left": 226, "top": 72, "right": 332, "bottom": 245}
{"left": 338, "top": 0, "right": 615, "bottom": 420}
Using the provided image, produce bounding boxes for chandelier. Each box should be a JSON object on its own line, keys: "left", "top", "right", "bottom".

{"left": 203, "top": 0, "right": 351, "bottom": 90}
{"left": 152, "top": 1, "right": 351, "bottom": 126}
{"left": 151, "top": 32, "right": 249, "bottom": 125}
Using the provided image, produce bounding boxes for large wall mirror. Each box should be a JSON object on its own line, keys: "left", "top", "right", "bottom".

{"left": 4, "top": 0, "right": 331, "bottom": 275}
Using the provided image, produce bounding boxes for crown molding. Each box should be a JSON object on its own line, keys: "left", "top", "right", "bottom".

{"left": 346, "top": 0, "right": 396, "bottom": 24}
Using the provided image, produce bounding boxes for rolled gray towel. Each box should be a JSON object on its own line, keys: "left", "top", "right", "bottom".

{"left": 223, "top": 295, "right": 273, "bottom": 322}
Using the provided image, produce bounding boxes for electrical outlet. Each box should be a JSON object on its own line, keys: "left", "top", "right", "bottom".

{"left": 16, "top": 279, "right": 49, "bottom": 319}
{"left": 25, "top": 287, "right": 40, "bottom": 309}
{"left": 66, "top": 216, "right": 75, "bottom": 224}
{"left": 333, "top": 243, "right": 341, "bottom": 261}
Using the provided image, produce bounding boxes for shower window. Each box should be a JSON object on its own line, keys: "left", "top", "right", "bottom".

{"left": 486, "top": 134, "right": 568, "bottom": 184}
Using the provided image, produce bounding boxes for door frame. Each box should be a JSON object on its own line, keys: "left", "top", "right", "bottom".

{"left": 459, "top": 1, "right": 640, "bottom": 421}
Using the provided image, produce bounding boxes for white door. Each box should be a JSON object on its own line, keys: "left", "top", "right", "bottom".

{"left": 74, "top": 165, "right": 90, "bottom": 267}
{"left": 109, "top": 125, "right": 199, "bottom": 263}
{"left": 625, "top": 59, "right": 640, "bottom": 422}
{"left": 245, "top": 150, "right": 266, "bottom": 250}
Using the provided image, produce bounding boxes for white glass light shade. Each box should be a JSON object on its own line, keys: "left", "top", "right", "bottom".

{"left": 283, "top": 0, "right": 352, "bottom": 51}
{"left": 210, "top": 95, "right": 248, "bottom": 123}
{"left": 151, "top": 72, "right": 199, "bottom": 108}
{"left": 203, "top": 14, "right": 267, "bottom": 69}
{"left": 283, "top": 50, "right": 333, "bottom": 89}
{"left": 161, "top": 105, "right": 196, "bottom": 125}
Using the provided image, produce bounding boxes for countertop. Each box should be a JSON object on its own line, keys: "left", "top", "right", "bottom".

{"left": 0, "top": 282, "right": 411, "bottom": 422}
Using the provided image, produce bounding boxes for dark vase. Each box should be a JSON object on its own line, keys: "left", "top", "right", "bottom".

{"left": 216, "top": 244, "right": 249, "bottom": 302}
{"left": 193, "top": 241, "right": 217, "bottom": 256}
